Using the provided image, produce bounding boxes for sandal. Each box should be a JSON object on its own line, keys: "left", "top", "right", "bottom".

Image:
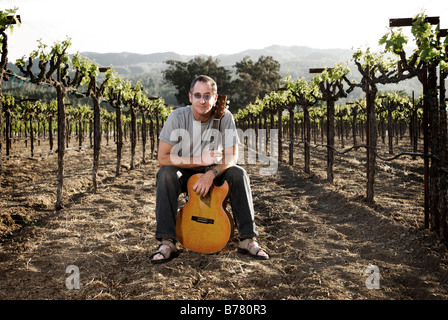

{"left": 150, "top": 240, "right": 179, "bottom": 264}
{"left": 237, "top": 238, "right": 269, "bottom": 260}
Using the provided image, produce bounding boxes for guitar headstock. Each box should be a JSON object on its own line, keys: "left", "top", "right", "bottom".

{"left": 213, "top": 94, "right": 228, "bottom": 120}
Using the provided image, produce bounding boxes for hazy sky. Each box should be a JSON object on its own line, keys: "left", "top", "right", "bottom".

{"left": 2, "top": 0, "right": 448, "bottom": 61}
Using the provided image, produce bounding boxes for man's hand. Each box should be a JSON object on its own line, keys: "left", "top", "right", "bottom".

{"left": 192, "top": 170, "right": 215, "bottom": 197}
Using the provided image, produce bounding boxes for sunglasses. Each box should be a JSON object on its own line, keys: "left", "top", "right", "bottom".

{"left": 192, "top": 93, "right": 214, "bottom": 101}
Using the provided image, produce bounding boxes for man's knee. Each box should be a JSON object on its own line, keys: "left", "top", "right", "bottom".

{"left": 156, "top": 166, "right": 181, "bottom": 189}
{"left": 225, "top": 166, "right": 249, "bottom": 184}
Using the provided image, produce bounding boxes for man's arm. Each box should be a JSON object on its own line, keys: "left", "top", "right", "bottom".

{"left": 158, "top": 140, "right": 239, "bottom": 197}
{"left": 211, "top": 144, "right": 238, "bottom": 176}
{"left": 157, "top": 140, "right": 221, "bottom": 169}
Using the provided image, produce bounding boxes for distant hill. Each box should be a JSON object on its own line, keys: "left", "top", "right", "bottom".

{"left": 217, "top": 45, "right": 354, "bottom": 68}
{"left": 79, "top": 45, "right": 356, "bottom": 78}
{"left": 80, "top": 51, "right": 190, "bottom": 75}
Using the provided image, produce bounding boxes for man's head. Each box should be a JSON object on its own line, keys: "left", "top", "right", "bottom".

{"left": 189, "top": 75, "right": 217, "bottom": 95}
{"left": 189, "top": 75, "right": 218, "bottom": 122}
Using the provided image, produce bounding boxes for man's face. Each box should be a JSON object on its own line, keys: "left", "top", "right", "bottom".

{"left": 189, "top": 81, "right": 217, "bottom": 122}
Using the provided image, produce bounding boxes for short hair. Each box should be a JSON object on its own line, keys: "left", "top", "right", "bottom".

{"left": 190, "top": 75, "right": 217, "bottom": 94}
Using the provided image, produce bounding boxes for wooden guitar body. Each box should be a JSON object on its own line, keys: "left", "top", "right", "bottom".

{"left": 176, "top": 174, "right": 234, "bottom": 254}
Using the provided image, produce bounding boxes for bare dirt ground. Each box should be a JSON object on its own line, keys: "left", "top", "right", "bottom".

{"left": 1, "top": 135, "right": 448, "bottom": 301}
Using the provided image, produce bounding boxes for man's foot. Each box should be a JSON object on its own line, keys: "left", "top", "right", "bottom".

{"left": 237, "top": 238, "right": 269, "bottom": 260}
{"left": 150, "top": 239, "right": 178, "bottom": 264}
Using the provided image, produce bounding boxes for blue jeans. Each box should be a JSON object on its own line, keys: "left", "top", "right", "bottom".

{"left": 155, "top": 165, "right": 258, "bottom": 242}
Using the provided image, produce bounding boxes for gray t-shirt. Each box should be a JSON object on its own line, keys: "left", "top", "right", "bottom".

{"left": 159, "top": 105, "right": 240, "bottom": 159}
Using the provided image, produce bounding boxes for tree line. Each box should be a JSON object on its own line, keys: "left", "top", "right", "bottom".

{"left": 163, "top": 55, "right": 282, "bottom": 111}
{"left": 7, "top": 53, "right": 284, "bottom": 114}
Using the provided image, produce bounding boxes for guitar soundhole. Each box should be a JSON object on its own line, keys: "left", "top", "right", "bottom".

{"left": 192, "top": 216, "right": 215, "bottom": 224}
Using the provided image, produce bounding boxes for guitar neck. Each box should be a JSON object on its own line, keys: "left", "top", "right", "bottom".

{"left": 209, "top": 119, "right": 221, "bottom": 151}
{"left": 209, "top": 94, "right": 227, "bottom": 151}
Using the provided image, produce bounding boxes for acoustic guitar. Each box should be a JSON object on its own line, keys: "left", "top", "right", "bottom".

{"left": 175, "top": 95, "right": 235, "bottom": 254}
{"left": 175, "top": 173, "right": 234, "bottom": 253}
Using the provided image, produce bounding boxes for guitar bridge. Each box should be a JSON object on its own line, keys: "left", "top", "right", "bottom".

{"left": 192, "top": 216, "right": 215, "bottom": 224}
